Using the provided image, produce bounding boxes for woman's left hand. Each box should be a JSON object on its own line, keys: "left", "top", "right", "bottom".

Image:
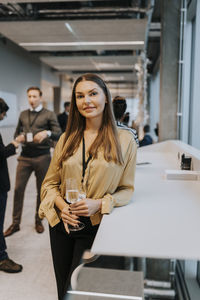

{"left": 69, "top": 198, "right": 102, "bottom": 216}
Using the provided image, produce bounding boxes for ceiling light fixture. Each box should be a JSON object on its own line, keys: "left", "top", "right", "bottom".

{"left": 19, "top": 41, "right": 144, "bottom": 47}
{"left": 65, "top": 23, "right": 74, "bottom": 34}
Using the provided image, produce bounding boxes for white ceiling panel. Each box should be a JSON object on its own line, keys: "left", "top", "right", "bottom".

{"left": 64, "top": 72, "right": 138, "bottom": 82}
{"left": 40, "top": 55, "right": 138, "bottom": 70}
{"left": 0, "top": 19, "right": 147, "bottom": 51}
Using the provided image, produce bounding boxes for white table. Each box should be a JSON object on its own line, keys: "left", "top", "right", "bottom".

{"left": 92, "top": 140, "right": 200, "bottom": 260}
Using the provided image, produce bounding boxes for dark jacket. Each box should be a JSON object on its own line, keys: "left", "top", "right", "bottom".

{"left": 0, "top": 133, "right": 16, "bottom": 192}
{"left": 15, "top": 108, "right": 61, "bottom": 157}
{"left": 139, "top": 134, "right": 153, "bottom": 147}
{"left": 57, "top": 112, "right": 68, "bottom": 133}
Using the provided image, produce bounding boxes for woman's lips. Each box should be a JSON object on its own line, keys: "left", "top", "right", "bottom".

{"left": 84, "top": 107, "right": 95, "bottom": 111}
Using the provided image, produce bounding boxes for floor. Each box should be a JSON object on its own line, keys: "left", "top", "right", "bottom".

{"left": 0, "top": 127, "right": 57, "bottom": 300}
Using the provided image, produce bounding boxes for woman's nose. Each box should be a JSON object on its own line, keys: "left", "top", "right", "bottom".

{"left": 84, "top": 95, "right": 91, "bottom": 104}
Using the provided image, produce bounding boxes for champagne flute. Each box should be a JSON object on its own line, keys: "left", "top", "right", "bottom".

{"left": 66, "top": 178, "right": 85, "bottom": 231}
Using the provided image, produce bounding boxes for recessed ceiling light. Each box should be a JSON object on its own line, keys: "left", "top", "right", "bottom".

{"left": 19, "top": 41, "right": 144, "bottom": 47}
{"left": 65, "top": 23, "right": 74, "bottom": 34}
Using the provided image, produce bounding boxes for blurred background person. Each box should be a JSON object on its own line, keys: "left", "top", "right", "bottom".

{"left": 122, "top": 111, "right": 130, "bottom": 126}
{"left": 112, "top": 96, "right": 139, "bottom": 146}
{"left": 154, "top": 122, "right": 159, "bottom": 138}
{"left": 4, "top": 87, "right": 61, "bottom": 237}
{"left": 57, "top": 101, "right": 70, "bottom": 133}
{"left": 139, "top": 124, "right": 153, "bottom": 147}
{"left": 0, "top": 98, "right": 24, "bottom": 273}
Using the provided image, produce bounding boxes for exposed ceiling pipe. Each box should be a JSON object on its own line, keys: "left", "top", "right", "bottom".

{"left": 8, "top": 3, "right": 25, "bottom": 16}
{"left": 2, "top": 3, "right": 25, "bottom": 17}
{"left": 37, "top": 7, "right": 149, "bottom": 14}
{"left": 0, "top": 7, "right": 7, "bottom": 15}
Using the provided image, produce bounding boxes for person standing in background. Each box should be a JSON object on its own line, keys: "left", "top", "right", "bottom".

{"left": 0, "top": 98, "right": 24, "bottom": 273}
{"left": 57, "top": 101, "right": 70, "bottom": 133}
{"left": 139, "top": 124, "right": 153, "bottom": 147}
{"left": 112, "top": 96, "right": 139, "bottom": 146}
{"left": 4, "top": 87, "right": 61, "bottom": 237}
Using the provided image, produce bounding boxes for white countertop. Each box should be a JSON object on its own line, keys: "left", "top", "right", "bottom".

{"left": 91, "top": 140, "right": 200, "bottom": 260}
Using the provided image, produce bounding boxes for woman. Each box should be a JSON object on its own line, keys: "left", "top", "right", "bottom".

{"left": 39, "top": 73, "right": 137, "bottom": 300}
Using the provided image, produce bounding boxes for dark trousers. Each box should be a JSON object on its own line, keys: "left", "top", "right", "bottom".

{"left": 12, "top": 154, "right": 51, "bottom": 225}
{"left": 49, "top": 218, "right": 99, "bottom": 300}
{"left": 0, "top": 191, "right": 8, "bottom": 261}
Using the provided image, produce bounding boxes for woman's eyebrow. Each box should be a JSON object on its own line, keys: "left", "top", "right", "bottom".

{"left": 76, "top": 88, "right": 97, "bottom": 94}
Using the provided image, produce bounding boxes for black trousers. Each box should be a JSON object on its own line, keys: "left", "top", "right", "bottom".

{"left": 0, "top": 191, "right": 8, "bottom": 261}
{"left": 49, "top": 217, "right": 99, "bottom": 300}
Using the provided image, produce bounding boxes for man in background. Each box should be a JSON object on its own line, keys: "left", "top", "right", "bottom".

{"left": 4, "top": 87, "right": 61, "bottom": 237}
{"left": 57, "top": 101, "right": 70, "bottom": 132}
{"left": 139, "top": 124, "right": 153, "bottom": 147}
{"left": 0, "top": 98, "right": 24, "bottom": 273}
{"left": 112, "top": 96, "right": 139, "bottom": 146}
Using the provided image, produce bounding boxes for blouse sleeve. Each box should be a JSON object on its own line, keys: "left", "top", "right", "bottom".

{"left": 39, "top": 134, "right": 65, "bottom": 226}
{"left": 101, "top": 138, "right": 137, "bottom": 214}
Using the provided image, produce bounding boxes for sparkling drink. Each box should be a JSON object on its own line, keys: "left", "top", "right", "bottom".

{"left": 65, "top": 178, "right": 85, "bottom": 231}
{"left": 66, "top": 189, "right": 79, "bottom": 204}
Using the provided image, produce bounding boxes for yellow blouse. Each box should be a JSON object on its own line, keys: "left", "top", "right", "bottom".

{"left": 39, "top": 129, "right": 137, "bottom": 227}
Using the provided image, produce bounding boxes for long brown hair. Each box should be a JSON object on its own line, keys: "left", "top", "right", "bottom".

{"left": 57, "top": 73, "right": 123, "bottom": 168}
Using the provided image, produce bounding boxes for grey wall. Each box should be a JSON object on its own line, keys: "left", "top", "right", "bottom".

{"left": 0, "top": 38, "right": 60, "bottom": 131}
{"left": 41, "top": 64, "right": 60, "bottom": 111}
{"left": 0, "top": 39, "right": 41, "bottom": 116}
{"left": 159, "top": 0, "right": 180, "bottom": 141}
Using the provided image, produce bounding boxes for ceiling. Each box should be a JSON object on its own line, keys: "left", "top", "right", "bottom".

{"left": 0, "top": 0, "right": 160, "bottom": 97}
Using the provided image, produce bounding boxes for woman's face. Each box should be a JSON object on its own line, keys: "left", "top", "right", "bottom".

{"left": 75, "top": 80, "right": 106, "bottom": 120}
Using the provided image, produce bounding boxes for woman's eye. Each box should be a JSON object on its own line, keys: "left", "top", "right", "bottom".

{"left": 90, "top": 92, "right": 97, "bottom": 96}
{"left": 76, "top": 95, "right": 83, "bottom": 99}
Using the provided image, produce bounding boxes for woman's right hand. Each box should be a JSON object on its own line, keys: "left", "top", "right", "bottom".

{"left": 61, "top": 206, "right": 80, "bottom": 234}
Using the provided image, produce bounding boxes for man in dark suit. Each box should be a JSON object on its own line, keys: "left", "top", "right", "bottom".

{"left": 139, "top": 124, "right": 153, "bottom": 147}
{"left": 0, "top": 98, "right": 24, "bottom": 273}
{"left": 57, "top": 101, "right": 70, "bottom": 132}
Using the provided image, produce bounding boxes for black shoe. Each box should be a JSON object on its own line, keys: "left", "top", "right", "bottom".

{"left": 4, "top": 224, "right": 20, "bottom": 237}
{"left": 35, "top": 221, "right": 44, "bottom": 234}
{"left": 0, "top": 258, "right": 23, "bottom": 273}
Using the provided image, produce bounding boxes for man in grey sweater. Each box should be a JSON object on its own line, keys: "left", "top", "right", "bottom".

{"left": 4, "top": 87, "right": 61, "bottom": 236}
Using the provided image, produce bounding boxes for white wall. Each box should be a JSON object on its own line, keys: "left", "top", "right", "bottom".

{"left": 188, "top": 1, "right": 200, "bottom": 150}
{"left": 180, "top": 21, "right": 192, "bottom": 144}
{"left": 179, "top": 0, "right": 200, "bottom": 150}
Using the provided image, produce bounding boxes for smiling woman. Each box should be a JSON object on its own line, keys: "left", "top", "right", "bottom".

{"left": 39, "top": 73, "right": 137, "bottom": 300}
{"left": 75, "top": 81, "right": 106, "bottom": 120}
